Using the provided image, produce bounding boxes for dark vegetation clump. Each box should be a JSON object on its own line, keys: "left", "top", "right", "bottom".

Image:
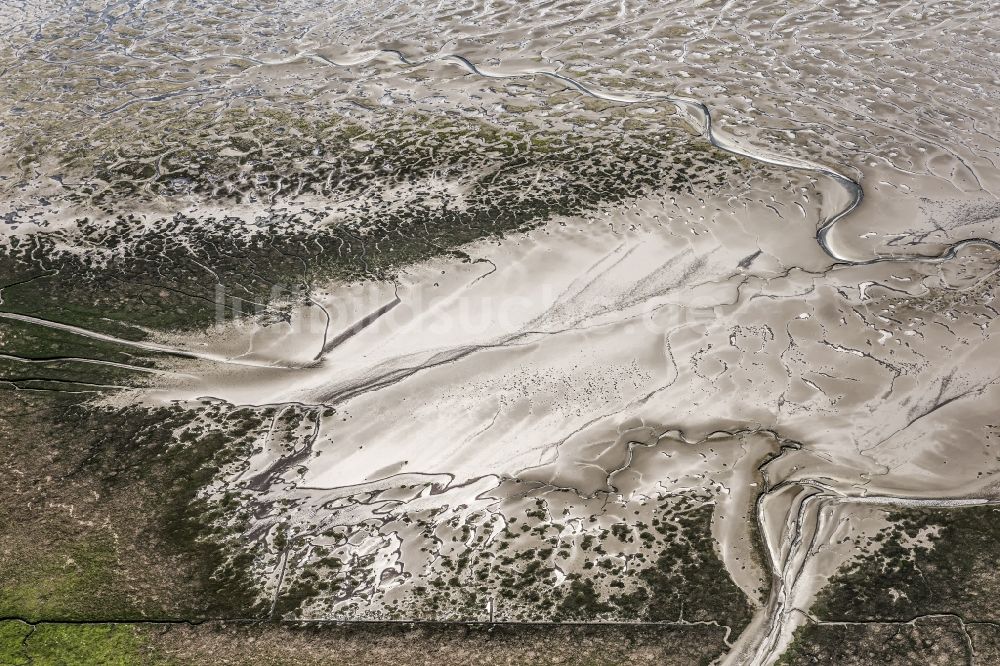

{"left": 811, "top": 506, "right": 1000, "bottom": 622}
{"left": 0, "top": 107, "right": 743, "bottom": 336}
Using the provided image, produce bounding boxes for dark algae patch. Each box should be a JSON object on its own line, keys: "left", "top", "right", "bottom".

{"left": 555, "top": 504, "right": 752, "bottom": 629}
{"left": 352, "top": 496, "right": 756, "bottom": 631}
{"left": 0, "top": 102, "right": 748, "bottom": 335}
{"left": 810, "top": 506, "right": 1000, "bottom": 622}
{"left": 777, "top": 506, "right": 1000, "bottom": 665}
{"left": 777, "top": 617, "right": 971, "bottom": 666}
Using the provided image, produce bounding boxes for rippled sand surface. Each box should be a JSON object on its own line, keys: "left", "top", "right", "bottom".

{"left": 1, "top": 2, "right": 998, "bottom": 664}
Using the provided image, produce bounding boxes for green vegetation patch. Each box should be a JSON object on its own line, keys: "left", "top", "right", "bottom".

{"left": 0, "top": 536, "right": 117, "bottom": 621}
{"left": 0, "top": 621, "right": 165, "bottom": 666}
{"left": 0, "top": 392, "right": 272, "bottom": 621}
